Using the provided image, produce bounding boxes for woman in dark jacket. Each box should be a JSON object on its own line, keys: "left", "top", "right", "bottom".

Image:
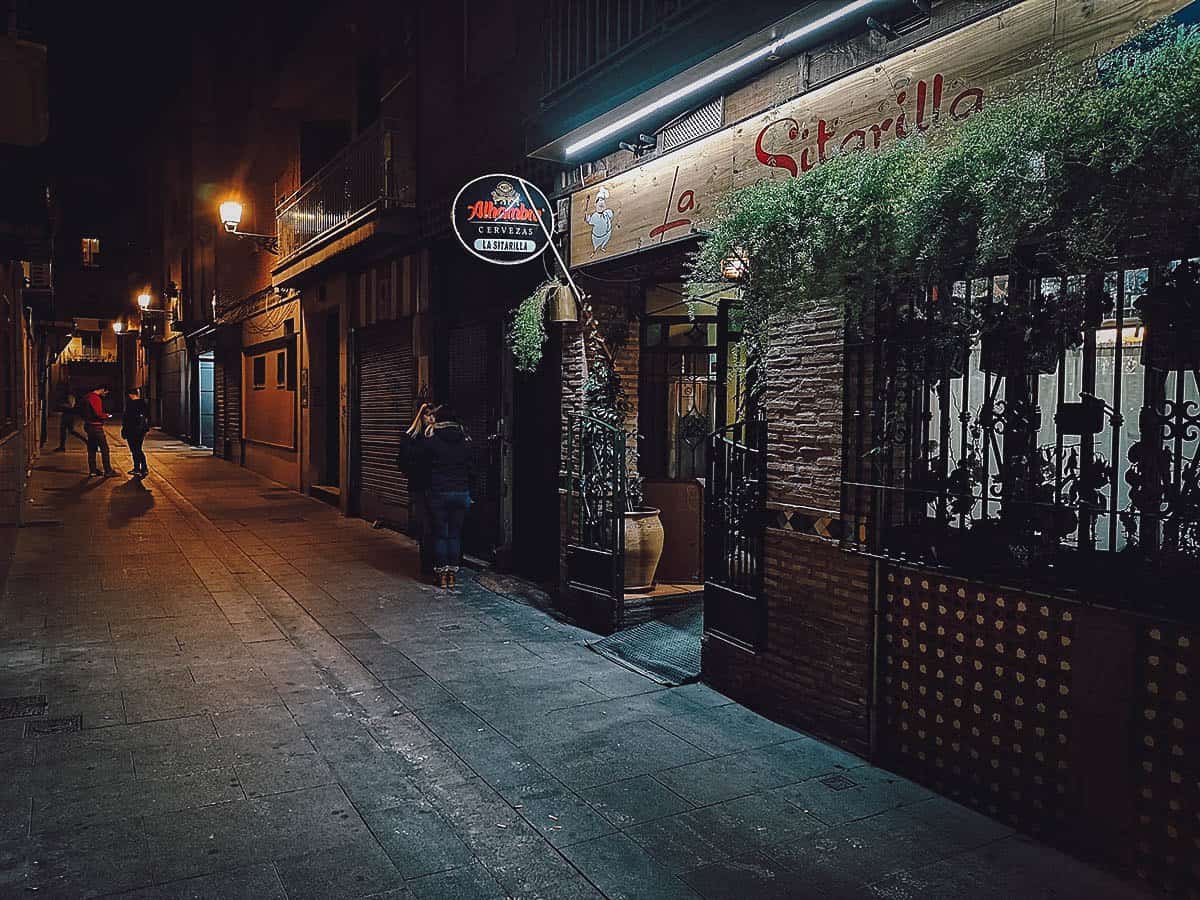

{"left": 397, "top": 405, "right": 473, "bottom": 588}
{"left": 397, "top": 402, "right": 437, "bottom": 577}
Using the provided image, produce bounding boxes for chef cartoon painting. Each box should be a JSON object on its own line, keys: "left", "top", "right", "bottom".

{"left": 583, "top": 186, "right": 616, "bottom": 254}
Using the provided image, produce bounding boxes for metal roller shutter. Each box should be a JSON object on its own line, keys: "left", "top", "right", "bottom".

{"left": 223, "top": 351, "right": 242, "bottom": 462}
{"left": 160, "top": 339, "right": 186, "bottom": 438}
{"left": 213, "top": 361, "right": 225, "bottom": 455}
{"left": 212, "top": 345, "right": 243, "bottom": 462}
{"left": 354, "top": 321, "right": 415, "bottom": 527}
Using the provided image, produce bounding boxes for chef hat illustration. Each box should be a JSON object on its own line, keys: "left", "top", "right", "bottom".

{"left": 596, "top": 187, "right": 610, "bottom": 202}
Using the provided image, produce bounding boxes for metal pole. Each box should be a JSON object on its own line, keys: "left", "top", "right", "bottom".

{"left": 514, "top": 176, "right": 585, "bottom": 305}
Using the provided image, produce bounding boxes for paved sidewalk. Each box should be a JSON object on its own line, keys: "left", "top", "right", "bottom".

{"left": 0, "top": 430, "right": 1146, "bottom": 898}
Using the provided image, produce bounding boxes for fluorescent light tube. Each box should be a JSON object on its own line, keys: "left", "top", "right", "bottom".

{"left": 564, "top": 0, "right": 879, "bottom": 157}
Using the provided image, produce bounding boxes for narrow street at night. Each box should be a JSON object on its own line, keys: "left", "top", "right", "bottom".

{"left": 0, "top": 437, "right": 1142, "bottom": 898}
{"left": 5, "top": 0, "right": 1200, "bottom": 896}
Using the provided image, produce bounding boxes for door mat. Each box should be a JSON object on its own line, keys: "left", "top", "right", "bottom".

{"left": 587, "top": 603, "right": 703, "bottom": 686}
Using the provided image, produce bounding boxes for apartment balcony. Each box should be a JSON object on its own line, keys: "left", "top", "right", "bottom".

{"left": 272, "top": 118, "right": 416, "bottom": 285}
{"left": 60, "top": 348, "right": 117, "bottom": 364}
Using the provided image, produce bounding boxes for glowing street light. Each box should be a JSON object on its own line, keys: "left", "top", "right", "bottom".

{"left": 137, "top": 292, "right": 152, "bottom": 310}
{"left": 219, "top": 200, "right": 243, "bottom": 233}
{"left": 217, "top": 198, "right": 278, "bottom": 254}
{"left": 112, "top": 320, "right": 125, "bottom": 334}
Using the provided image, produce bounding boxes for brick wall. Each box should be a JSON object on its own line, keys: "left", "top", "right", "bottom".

{"left": 557, "top": 287, "right": 640, "bottom": 624}
{"left": 705, "top": 292, "right": 876, "bottom": 756}
{"left": 704, "top": 531, "right": 874, "bottom": 756}
{"left": 763, "top": 304, "right": 844, "bottom": 513}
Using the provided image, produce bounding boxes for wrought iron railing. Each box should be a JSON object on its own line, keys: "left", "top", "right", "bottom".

{"left": 704, "top": 413, "right": 767, "bottom": 647}
{"left": 564, "top": 412, "right": 626, "bottom": 603}
{"left": 274, "top": 118, "right": 414, "bottom": 262}
{"left": 61, "top": 348, "right": 115, "bottom": 363}
{"left": 844, "top": 256, "right": 1200, "bottom": 617}
{"left": 705, "top": 415, "right": 766, "bottom": 599}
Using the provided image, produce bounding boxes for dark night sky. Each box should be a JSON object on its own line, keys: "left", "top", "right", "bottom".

{"left": 46, "top": 0, "right": 329, "bottom": 230}
{"left": 48, "top": 2, "right": 187, "bottom": 192}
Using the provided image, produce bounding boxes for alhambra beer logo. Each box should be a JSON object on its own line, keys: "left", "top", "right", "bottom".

{"left": 451, "top": 173, "right": 554, "bottom": 265}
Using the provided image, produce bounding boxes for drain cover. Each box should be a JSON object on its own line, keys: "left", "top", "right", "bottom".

{"left": 267, "top": 516, "right": 305, "bottom": 524}
{"left": 0, "top": 695, "right": 47, "bottom": 719}
{"left": 24, "top": 715, "right": 82, "bottom": 737}
{"left": 819, "top": 774, "right": 858, "bottom": 792}
{"left": 438, "top": 624, "right": 463, "bottom": 632}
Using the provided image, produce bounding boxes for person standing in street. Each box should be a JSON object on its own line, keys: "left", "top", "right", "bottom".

{"left": 398, "top": 404, "right": 473, "bottom": 589}
{"left": 82, "top": 386, "right": 117, "bottom": 477}
{"left": 54, "top": 389, "right": 87, "bottom": 451}
{"left": 397, "top": 402, "right": 437, "bottom": 580}
{"left": 121, "top": 387, "right": 151, "bottom": 477}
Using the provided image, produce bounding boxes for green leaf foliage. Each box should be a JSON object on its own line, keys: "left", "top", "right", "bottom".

{"left": 686, "top": 21, "right": 1200, "bottom": 365}
{"left": 508, "top": 278, "right": 561, "bottom": 374}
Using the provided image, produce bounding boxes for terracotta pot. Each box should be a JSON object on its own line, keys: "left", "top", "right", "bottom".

{"left": 623, "top": 507, "right": 664, "bottom": 592}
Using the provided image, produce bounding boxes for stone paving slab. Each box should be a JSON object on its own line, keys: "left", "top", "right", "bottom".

{"left": 0, "top": 431, "right": 1153, "bottom": 898}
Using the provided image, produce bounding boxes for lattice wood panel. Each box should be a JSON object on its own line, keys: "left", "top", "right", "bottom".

{"left": 879, "top": 567, "right": 1078, "bottom": 836}
{"left": 1135, "top": 622, "right": 1199, "bottom": 894}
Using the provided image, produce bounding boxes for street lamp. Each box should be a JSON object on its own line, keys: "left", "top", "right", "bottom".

{"left": 218, "top": 198, "right": 279, "bottom": 254}
{"left": 137, "top": 292, "right": 152, "bottom": 310}
{"left": 112, "top": 320, "right": 125, "bottom": 334}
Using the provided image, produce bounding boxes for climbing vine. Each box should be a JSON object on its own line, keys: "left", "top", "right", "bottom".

{"left": 686, "top": 23, "right": 1200, "bottom": 373}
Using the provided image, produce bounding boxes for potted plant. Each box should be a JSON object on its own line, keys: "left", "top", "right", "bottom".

{"left": 892, "top": 281, "right": 980, "bottom": 382}
{"left": 1136, "top": 261, "right": 1200, "bottom": 372}
{"left": 978, "top": 279, "right": 1086, "bottom": 377}
{"left": 508, "top": 277, "right": 567, "bottom": 374}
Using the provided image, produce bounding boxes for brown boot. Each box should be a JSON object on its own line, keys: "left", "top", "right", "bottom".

{"left": 438, "top": 571, "right": 450, "bottom": 589}
{"left": 447, "top": 571, "right": 456, "bottom": 589}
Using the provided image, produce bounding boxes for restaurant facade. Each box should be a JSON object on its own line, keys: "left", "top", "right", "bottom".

{"left": 547, "top": 0, "right": 1199, "bottom": 890}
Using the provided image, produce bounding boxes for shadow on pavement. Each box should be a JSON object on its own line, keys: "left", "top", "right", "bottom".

{"left": 107, "top": 476, "right": 154, "bottom": 528}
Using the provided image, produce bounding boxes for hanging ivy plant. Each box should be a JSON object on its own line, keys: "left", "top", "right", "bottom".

{"left": 508, "top": 277, "right": 563, "bottom": 374}
{"left": 685, "top": 22, "right": 1200, "bottom": 379}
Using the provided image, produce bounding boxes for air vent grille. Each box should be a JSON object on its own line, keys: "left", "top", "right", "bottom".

{"left": 657, "top": 97, "right": 723, "bottom": 153}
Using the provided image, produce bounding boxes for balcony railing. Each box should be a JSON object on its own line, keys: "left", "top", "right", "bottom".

{"left": 61, "top": 348, "right": 116, "bottom": 364}
{"left": 542, "top": 0, "right": 713, "bottom": 103}
{"left": 274, "top": 118, "right": 415, "bottom": 263}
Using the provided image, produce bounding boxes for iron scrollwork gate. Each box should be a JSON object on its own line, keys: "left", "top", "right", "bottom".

{"left": 564, "top": 413, "right": 626, "bottom": 622}
{"left": 704, "top": 414, "right": 767, "bottom": 647}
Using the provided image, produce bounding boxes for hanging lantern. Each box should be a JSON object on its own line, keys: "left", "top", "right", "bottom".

{"left": 721, "top": 247, "right": 749, "bottom": 283}
{"left": 549, "top": 282, "right": 579, "bottom": 324}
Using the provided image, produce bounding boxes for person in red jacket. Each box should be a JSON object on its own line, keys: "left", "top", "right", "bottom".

{"left": 82, "top": 387, "right": 117, "bottom": 477}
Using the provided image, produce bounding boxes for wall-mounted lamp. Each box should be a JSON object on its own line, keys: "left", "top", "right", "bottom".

{"left": 548, "top": 282, "right": 580, "bottom": 324}
{"left": 721, "top": 247, "right": 750, "bottom": 283}
{"left": 218, "top": 199, "right": 279, "bottom": 254}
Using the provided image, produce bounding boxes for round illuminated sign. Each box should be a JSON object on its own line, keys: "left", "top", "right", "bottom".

{"left": 451, "top": 173, "right": 554, "bottom": 266}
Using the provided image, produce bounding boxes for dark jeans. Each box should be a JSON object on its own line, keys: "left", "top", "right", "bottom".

{"left": 429, "top": 490, "right": 471, "bottom": 570}
{"left": 59, "top": 416, "right": 86, "bottom": 449}
{"left": 127, "top": 433, "right": 147, "bottom": 472}
{"left": 415, "top": 491, "right": 435, "bottom": 575}
{"left": 86, "top": 426, "right": 112, "bottom": 473}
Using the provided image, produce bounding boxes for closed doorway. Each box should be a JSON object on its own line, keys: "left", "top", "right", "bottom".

{"left": 197, "top": 352, "right": 215, "bottom": 448}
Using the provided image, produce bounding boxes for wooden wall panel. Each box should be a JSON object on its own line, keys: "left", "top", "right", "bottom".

{"left": 568, "top": 0, "right": 1190, "bottom": 267}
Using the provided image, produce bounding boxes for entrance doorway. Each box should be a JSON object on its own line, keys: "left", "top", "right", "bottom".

{"left": 197, "top": 352, "right": 215, "bottom": 449}
{"left": 638, "top": 283, "right": 733, "bottom": 586}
